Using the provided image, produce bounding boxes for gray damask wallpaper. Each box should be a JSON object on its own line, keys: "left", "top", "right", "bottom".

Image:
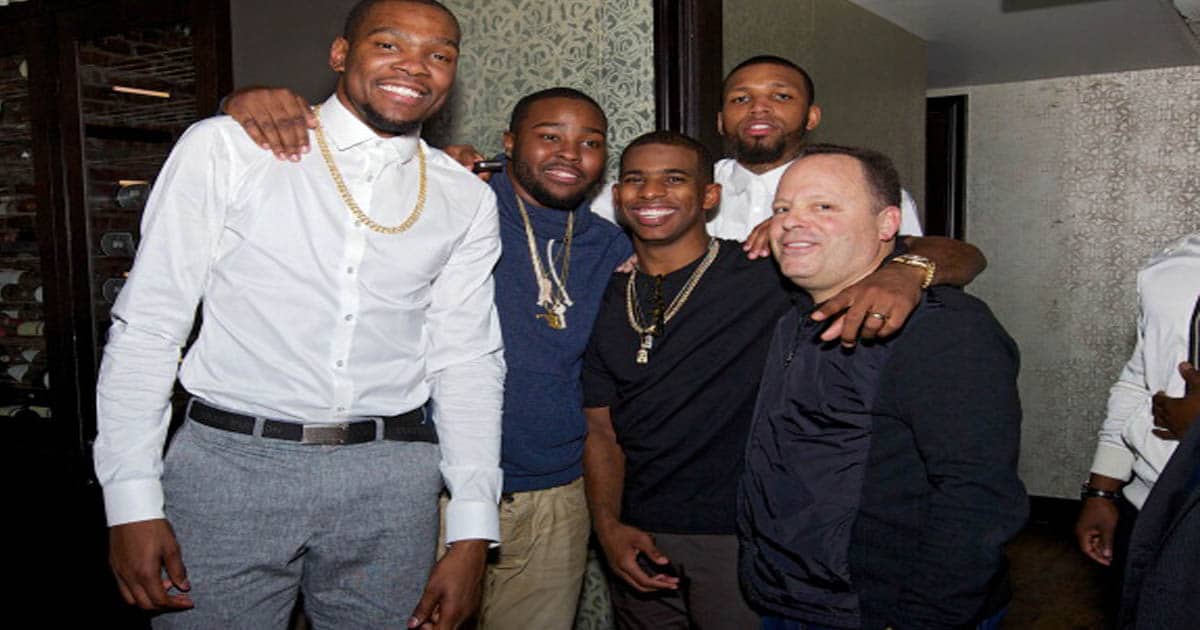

{"left": 931, "top": 65, "right": 1200, "bottom": 499}
{"left": 427, "top": 0, "right": 656, "bottom": 179}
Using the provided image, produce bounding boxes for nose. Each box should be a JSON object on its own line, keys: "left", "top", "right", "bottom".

{"left": 638, "top": 177, "right": 666, "bottom": 199}
{"left": 750, "top": 93, "right": 771, "bottom": 114}
{"left": 556, "top": 141, "right": 581, "bottom": 163}
{"left": 393, "top": 52, "right": 430, "bottom": 77}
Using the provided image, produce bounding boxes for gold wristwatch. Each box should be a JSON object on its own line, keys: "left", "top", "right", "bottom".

{"left": 889, "top": 254, "right": 936, "bottom": 289}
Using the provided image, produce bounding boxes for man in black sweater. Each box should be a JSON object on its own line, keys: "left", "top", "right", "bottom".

{"left": 739, "top": 144, "right": 1028, "bottom": 630}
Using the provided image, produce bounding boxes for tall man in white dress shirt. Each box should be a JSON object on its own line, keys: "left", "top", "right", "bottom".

{"left": 93, "top": 1, "right": 503, "bottom": 628}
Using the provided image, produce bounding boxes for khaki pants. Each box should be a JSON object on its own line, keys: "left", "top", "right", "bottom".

{"left": 441, "top": 477, "right": 591, "bottom": 630}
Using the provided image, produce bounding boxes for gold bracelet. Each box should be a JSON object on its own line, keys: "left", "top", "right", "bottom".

{"left": 890, "top": 254, "right": 936, "bottom": 289}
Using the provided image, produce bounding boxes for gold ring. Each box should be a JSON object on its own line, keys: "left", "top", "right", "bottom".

{"left": 868, "top": 312, "right": 888, "bottom": 321}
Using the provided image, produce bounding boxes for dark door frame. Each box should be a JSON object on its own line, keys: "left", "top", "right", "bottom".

{"left": 653, "top": 0, "right": 723, "bottom": 156}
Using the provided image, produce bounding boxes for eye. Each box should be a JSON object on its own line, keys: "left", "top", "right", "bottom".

{"left": 774, "top": 93, "right": 794, "bottom": 101}
{"left": 375, "top": 41, "right": 396, "bottom": 50}
{"left": 620, "top": 175, "right": 644, "bottom": 185}
{"left": 582, "top": 139, "right": 603, "bottom": 149}
{"left": 540, "top": 134, "right": 560, "bottom": 142}
{"left": 431, "top": 51, "right": 455, "bottom": 63}
{"left": 665, "top": 175, "right": 686, "bottom": 185}
{"left": 816, "top": 203, "right": 834, "bottom": 212}
{"left": 730, "top": 94, "right": 750, "bottom": 104}
{"left": 772, "top": 205, "right": 789, "bottom": 215}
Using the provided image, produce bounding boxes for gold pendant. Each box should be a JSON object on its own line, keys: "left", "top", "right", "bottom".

{"left": 636, "top": 333, "right": 654, "bottom": 364}
{"left": 536, "top": 304, "right": 566, "bottom": 330}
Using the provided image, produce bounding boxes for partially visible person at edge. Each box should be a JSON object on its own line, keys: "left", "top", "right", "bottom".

{"left": 740, "top": 144, "right": 1027, "bottom": 630}
{"left": 95, "top": 1, "right": 502, "bottom": 628}
{"left": 580, "top": 131, "right": 985, "bottom": 630}
{"left": 1076, "top": 232, "right": 1200, "bottom": 613}
{"left": 220, "top": 55, "right": 988, "bottom": 348}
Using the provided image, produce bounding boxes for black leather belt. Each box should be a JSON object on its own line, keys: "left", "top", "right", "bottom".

{"left": 188, "top": 399, "right": 437, "bottom": 445}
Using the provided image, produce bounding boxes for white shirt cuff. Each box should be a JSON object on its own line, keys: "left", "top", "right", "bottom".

{"left": 1090, "top": 444, "right": 1136, "bottom": 483}
{"left": 443, "top": 498, "right": 500, "bottom": 545}
{"left": 102, "top": 479, "right": 165, "bottom": 526}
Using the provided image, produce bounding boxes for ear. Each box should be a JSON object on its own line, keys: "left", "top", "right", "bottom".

{"left": 716, "top": 111, "right": 726, "bottom": 137}
{"left": 877, "top": 205, "right": 901, "bottom": 242}
{"left": 502, "top": 131, "right": 515, "bottom": 158}
{"left": 329, "top": 37, "right": 349, "bottom": 73}
{"left": 702, "top": 182, "right": 722, "bottom": 211}
{"left": 805, "top": 104, "right": 822, "bottom": 131}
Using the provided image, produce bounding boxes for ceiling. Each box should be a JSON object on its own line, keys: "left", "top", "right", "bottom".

{"left": 846, "top": 0, "right": 1200, "bottom": 88}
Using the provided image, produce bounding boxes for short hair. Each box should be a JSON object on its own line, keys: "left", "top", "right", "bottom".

{"left": 724, "top": 55, "right": 816, "bottom": 104}
{"left": 619, "top": 130, "right": 715, "bottom": 185}
{"left": 343, "top": 0, "right": 460, "bottom": 42}
{"left": 795, "top": 143, "right": 901, "bottom": 210}
{"left": 508, "top": 87, "right": 607, "bottom": 133}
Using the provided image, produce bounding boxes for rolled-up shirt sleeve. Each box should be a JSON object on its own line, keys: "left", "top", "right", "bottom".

{"left": 425, "top": 187, "right": 505, "bottom": 544}
{"left": 93, "top": 120, "right": 232, "bottom": 526}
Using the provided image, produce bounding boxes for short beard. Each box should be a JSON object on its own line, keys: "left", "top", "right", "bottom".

{"left": 734, "top": 136, "right": 788, "bottom": 166}
{"left": 358, "top": 101, "right": 422, "bottom": 137}
{"left": 511, "top": 158, "right": 600, "bottom": 210}
{"left": 733, "top": 119, "right": 810, "bottom": 167}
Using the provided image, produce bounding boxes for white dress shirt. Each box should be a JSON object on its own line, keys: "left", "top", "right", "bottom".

{"left": 589, "top": 157, "right": 923, "bottom": 238}
{"left": 1090, "top": 232, "right": 1200, "bottom": 509}
{"left": 94, "top": 94, "right": 505, "bottom": 543}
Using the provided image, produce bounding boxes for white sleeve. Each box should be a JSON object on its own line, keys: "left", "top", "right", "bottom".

{"left": 93, "top": 121, "right": 233, "bottom": 526}
{"left": 899, "top": 188, "right": 924, "bottom": 236}
{"left": 425, "top": 187, "right": 506, "bottom": 543}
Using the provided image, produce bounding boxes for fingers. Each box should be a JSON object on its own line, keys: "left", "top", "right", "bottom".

{"left": 615, "top": 254, "right": 638, "bottom": 274}
{"left": 741, "top": 221, "right": 772, "bottom": 260}
{"left": 1182, "top": 362, "right": 1200, "bottom": 393}
{"left": 408, "top": 585, "right": 439, "bottom": 629}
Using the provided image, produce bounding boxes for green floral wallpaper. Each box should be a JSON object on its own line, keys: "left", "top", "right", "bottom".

{"left": 427, "top": 0, "right": 656, "bottom": 180}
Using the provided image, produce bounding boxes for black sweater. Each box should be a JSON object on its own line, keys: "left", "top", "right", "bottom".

{"left": 738, "top": 287, "right": 1029, "bottom": 630}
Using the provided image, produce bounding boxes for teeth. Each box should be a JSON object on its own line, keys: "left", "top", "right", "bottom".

{"left": 634, "top": 209, "right": 675, "bottom": 219}
{"left": 546, "top": 168, "right": 579, "bottom": 181}
{"left": 785, "top": 241, "right": 814, "bottom": 249}
{"left": 380, "top": 84, "right": 422, "bottom": 98}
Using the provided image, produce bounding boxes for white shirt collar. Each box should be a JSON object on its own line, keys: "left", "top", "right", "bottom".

{"left": 726, "top": 158, "right": 796, "bottom": 195}
{"left": 318, "top": 93, "right": 419, "bottom": 163}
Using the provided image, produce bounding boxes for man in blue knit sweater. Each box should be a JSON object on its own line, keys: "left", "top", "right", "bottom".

{"left": 475, "top": 88, "right": 632, "bottom": 628}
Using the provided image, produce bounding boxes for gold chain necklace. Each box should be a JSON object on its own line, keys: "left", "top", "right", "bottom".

{"left": 516, "top": 195, "right": 574, "bottom": 329}
{"left": 313, "top": 104, "right": 427, "bottom": 235}
{"left": 626, "top": 239, "right": 720, "bottom": 364}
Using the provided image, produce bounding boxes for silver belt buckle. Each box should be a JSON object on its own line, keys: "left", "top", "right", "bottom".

{"left": 301, "top": 423, "right": 350, "bottom": 445}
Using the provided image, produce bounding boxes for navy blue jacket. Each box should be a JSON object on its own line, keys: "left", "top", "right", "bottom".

{"left": 739, "top": 287, "right": 1028, "bottom": 629}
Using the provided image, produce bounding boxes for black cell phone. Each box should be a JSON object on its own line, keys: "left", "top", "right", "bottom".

{"left": 472, "top": 159, "right": 503, "bottom": 174}
{"left": 636, "top": 552, "right": 679, "bottom": 578}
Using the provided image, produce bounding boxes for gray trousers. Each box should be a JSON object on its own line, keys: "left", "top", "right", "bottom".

{"left": 153, "top": 418, "right": 443, "bottom": 629}
{"left": 607, "top": 533, "right": 757, "bottom": 630}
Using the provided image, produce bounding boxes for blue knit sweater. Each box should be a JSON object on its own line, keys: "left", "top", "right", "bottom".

{"left": 490, "top": 165, "right": 632, "bottom": 492}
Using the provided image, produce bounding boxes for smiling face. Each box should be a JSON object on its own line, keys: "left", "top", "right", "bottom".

{"left": 769, "top": 153, "right": 899, "bottom": 302}
{"left": 718, "top": 62, "right": 821, "bottom": 173}
{"left": 614, "top": 143, "right": 719, "bottom": 247}
{"left": 330, "top": 0, "right": 460, "bottom": 136}
{"left": 503, "top": 96, "right": 607, "bottom": 210}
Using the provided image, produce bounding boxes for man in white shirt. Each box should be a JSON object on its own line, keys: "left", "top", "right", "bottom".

{"left": 1077, "top": 233, "right": 1200, "bottom": 576}
{"left": 93, "top": 1, "right": 503, "bottom": 628}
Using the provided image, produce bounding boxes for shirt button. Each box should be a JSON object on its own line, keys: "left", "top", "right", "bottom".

{"left": 346, "top": 266, "right": 355, "bottom": 274}
{"left": 345, "top": 314, "right": 354, "bottom": 322}
{"left": 336, "top": 360, "right": 345, "bottom": 367}
{"left": 336, "top": 406, "right": 345, "bottom": 412}
{"left": 354, "top": 221, "right": 362, "bottom": 228}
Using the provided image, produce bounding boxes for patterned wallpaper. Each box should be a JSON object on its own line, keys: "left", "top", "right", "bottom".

{"left": 426, "top": 0, "right": 656, "bottom": 180}
{"left": 930, "top": 65, "right": 1200, "bottom": 498}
